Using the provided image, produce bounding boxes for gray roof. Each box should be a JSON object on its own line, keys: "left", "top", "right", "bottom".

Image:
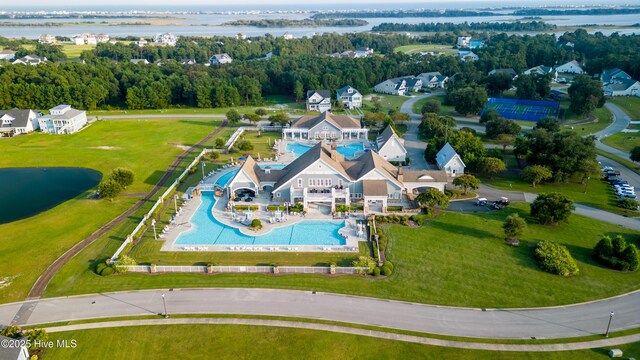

{"left": 362, "top": 179, "right": 388, "bottom": 196}
{"left": 273, "top": 142, "right": 349, "bottom": 191}
{"left": 0, "top": 335, "right": 26, "bottom": 360}
{"left": 608, "top": 78, "right": 640, "bottom": 91}
{"left": 436, "top": 142, "right": 465, "bottom": 168}
{"left": 601, "top": 68, "right": 632, "bottom": 84}
{"left": 342, "top": 150, "right": 402, "bottom": 187}
{"left": 0, "top": 109, "right": 35, "bottom": 129}
{"left": 306, "top": 90, "right": 331, "bottom": 101}
{"left": 489, "top": 68, "right": 517, "bottom": 78}
{"left": 290, "top": 112, "right": 360, "bottom": 130}
{"left": 402, "top": 170, "right": 448, "bottom": 183}
{"left": 336, "top": 85, "right": 360, "bottom": 98}
{"left": 42, "top": 108, "right": 84, "bottom": 120}
{"left": 377, "top": 124, "right": 401, "bottom": 151}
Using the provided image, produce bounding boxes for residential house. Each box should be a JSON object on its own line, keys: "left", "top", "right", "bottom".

{"left": 601, "top": 68, "right": 633, "bottom": 85}
{"left": 435, "top": 142, "right": 466, "bottom": 176}
{"left": 95, "top": 34, "right": 110, "bottom": 43}
{"left": 456, "top": 36, "right": 471, "bottom": 48}
{"left": 38, "top": 105, "right": 87, "bottom": 134}
{"left": 227, "top": 142, "right": 447, "bottom": 212}
{"left": 400, "top": 77, "right": 423, "bottom": 92}
{"left": 135, "top": 38, "right": 148, "bottom": 47}
{"left": 417, "top": 72, "right": 448, "bottom": 88}
{"left": 524, "top": 65, "right": 558, "bottom": 81}
{"left": 12, "top": 55, "right": 47, "bottom": 66}
{"left": 283, "top": 112, "right": 367, "bottom": 141}
{"left": 374, "top": 79, "right": 406, "bottom": 96}
{"left": 376, "top": 125, "right": 407, "bottom": 162}
{"left": 130, "top": 59, "right": 149, "bottom": 65}
{"left": 38, "top": 34, "right": 56, "bottom": 44}
{"left": 0, "top": 335, "right": 29, "bottom": 360}
{"left": 180, "top": 58, "right": 197, "bottom": 65}
{"left": 336, "top": 85, "right": 363, "bottom": 109}
{"left": 306, "top": 90, "right": 332, "bottom": 113}
{"left": 457, "top": 50, "right": 478, "bottom": 62}
{"left": 154, "top": 32, "right": 177, "bottom": 46}
{"left": 488, "top": 68, "right": 518, "bottom": 80}
{"left": 283, "top": 32, "right": 294, "bottom": 40}
{"left": 209, "top": 53, "right": 233, "bottom": 65}
{"left": 604, "top": 79, "right": 640, "bottom": 97}
{"left": 355, "top": 47, "right": 374, "bottom": 57}
{"left": 0, "top": 49, "right": 16, "bottom": 61}
{"left": 236, "top": 33, "right": 247, "bottom": 40}
{"left": 72, "top": 33, "right": 101, "bottom": 45}
{"left": 0, "top": 109, "right": 40, "bottom": 137}
{"left": 554, "top": 60, "right": 584, "bottom": 74}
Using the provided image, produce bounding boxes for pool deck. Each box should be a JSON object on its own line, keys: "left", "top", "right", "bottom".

{"left": 159, "top": 190, "right": 364, "bottom": 253}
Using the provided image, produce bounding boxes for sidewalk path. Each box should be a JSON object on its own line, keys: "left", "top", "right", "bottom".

{"left": 43, "top": 317, "right": 640, "bottom": 351}
{"left": 3, "top": 288, "right": 639, "bottom": 339}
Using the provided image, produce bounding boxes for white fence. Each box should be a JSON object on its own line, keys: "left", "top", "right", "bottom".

{"left": 123, "top": 265, "right": 368, "bottom": 274}
{"left": 110, "top": 148, "right": 211, "bottom": 262}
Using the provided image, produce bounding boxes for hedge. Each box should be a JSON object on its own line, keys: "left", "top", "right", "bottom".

{"left": 100, "top": 266, "right": 115, "bottom": 276}
{"left": 593, "top": 235, "right": 639, "bottom": 271}
{"left": 234, "top": 205, "right": 259, "bottom": 211}
{"left": 373, "top": 267, "right": 381, "bottom": 276}
{"left": 387, "top": 206, "right": 404, "bottom": 212}
{"left": 381, "top": 265, "right": 393, "bottom": 276}
{"left": 267, "top": 205, "right": 286, "bottom": 211}
{"left": 534, "top": 240, "right": 579, "bottom": 276}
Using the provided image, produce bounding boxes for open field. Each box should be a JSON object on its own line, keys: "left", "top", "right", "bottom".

{"left": 602, "top": 132, "right": 640, "bottom": 154}
{"left": 484, "top": 152, "right": 634, "bottom": 216}
{"left": 412, "top": 94, "right": 455, "bottom": 116}
{"left": 61, "top": 44, "right": 96, "bottom": 59}
{"left": 0, "top": 119, "right": 223, "bottom": 303}
{"left": 45, "top": 202, "right": 640, "bottom": 308}
{"left": 89, "top": 95, "right": 306, "bottom": 116}
{"left": 43, "top": 324, "right": 640, "bottom": 360}
{"left": 362, "top": 93, "right": 411, "bottom": 114}
{"left": 564, "top": 106, "right": 613, "bottom": 137}
{"left": 393, "top": 43, "right": 457, "bottom": 55}
{"left": 609, "top": 97, "right": 640, "bottom": 120}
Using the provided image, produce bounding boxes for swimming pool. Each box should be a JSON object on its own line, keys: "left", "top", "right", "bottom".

{"left": 215, "top": 164, "right": 287, "bottom": 187}
{"left": 175, "top": 193, "right": 346, "bottom": 246}
{"left": 286, "top": 143, "right": 365, "bottom": 159}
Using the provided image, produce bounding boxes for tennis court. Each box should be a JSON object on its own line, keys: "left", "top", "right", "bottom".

{"left": 483, "top": 98, "right": 560, "bottom": 122}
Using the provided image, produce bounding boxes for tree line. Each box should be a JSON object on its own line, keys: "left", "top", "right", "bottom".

{"left": 372, "top": 21, "right": 556, "bottom": 33}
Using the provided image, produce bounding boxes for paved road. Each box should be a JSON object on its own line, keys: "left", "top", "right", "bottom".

{"left": 3, "top": 288, "right": 639, "bottom": 339}
{"left": 41, "top": 318, "right": 640, "bottom": 351}
{"left": 594, "top": 103, "right": 632, "bottom": 160}
{"left": 400, "top": 93, "right": 437, "bottom": 170}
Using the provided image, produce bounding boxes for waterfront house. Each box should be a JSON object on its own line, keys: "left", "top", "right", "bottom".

{"left": 376, "top": 125, "right": 407, "bottom": 162}
{"left": 283, "top": 112, "right": 367, "bottom": 141}
{"left": 38, "top": 34, "right": 56, "bottom": 44}
{"left": 209, "top": 53, "right": 233, "bottom": 65}
{"left": 283, "top": 32, "right": 294, "bottom": 40}
{"left": 12, "top": 55, "right": 47, "bottom": 66}
{"left": 0, "top": 49, "right": 16, "bottom": 61}
{"left": 436, "top": 142, "right": 465, "bottom": 176}
{"left": 0, "top": 109, "right": 40, "bottom": 137}
{"left": 38, "top": 105, "right": 87, "bottom": 134}
{"left": 336, "top": 85, "right": 362, "bottom": 109}
{"left": 306, "top": 90, "right": 331, "bottom": 113}
{"left": 154, "top": 32, "right": 177, "bottom": 46}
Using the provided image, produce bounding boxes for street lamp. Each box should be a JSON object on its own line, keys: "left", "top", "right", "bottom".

{"left": 201, "top": 161, "right": 206, "bottom": 179}
{"left": 605, "top": 312, "right": 614, "bottom": 337}
{"left": 161, "top": 293, "right": 169, "bottom": 318}
{"left": 584, "top": 176, "right": 591, "bottom": 193}
{"left": 174, "top": 195, "right": 179, "bottom": 214}
{"left": 151, "top": 219, "right": 157, "bottom": 240}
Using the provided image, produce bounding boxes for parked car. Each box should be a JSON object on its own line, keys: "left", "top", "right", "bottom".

{"left": 496, "top": 197, "right": 510, "bottom": 206}
{"left": 475, "top": 198, "right": 487, "bottom": 206}
{"left": 619, "top": 193, "right": 638, "bottom": 199}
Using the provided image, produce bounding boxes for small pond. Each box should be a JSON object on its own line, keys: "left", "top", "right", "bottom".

{"left": 0, "top": 167, "right": 102, "bottom": 224}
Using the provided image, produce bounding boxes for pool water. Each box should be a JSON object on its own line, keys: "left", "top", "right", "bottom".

{"left": 215, "top": 164, "right": 287, "bottom": 187}
{"left": 175, "top": 193, "right": 346, "bottom": 246}
{"left": 286, "top": 143, "right": 365, "bottom": 159}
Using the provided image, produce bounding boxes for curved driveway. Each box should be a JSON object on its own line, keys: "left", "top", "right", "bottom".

{"left": 2, "top": 288, "right": 639, "bottom": 339}
{"left": 594, "top": 102, "right": 633, "bottom": 160}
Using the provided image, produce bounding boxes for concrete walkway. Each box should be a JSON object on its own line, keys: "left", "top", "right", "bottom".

{"left": 3, "top": 288, "right": 639, "bottom": 339}
{"left": 43, "top": 317, "right": 640, "bottom": 351}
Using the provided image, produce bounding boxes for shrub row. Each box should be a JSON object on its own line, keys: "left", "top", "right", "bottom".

{"left": 593, "top": 235, "right": 639, "bottom": 272}
{"left": 233, "top": 205, "right": 259, "bottom": 211}
{"left": 534, "top": 240, "right": 579, "bottom": 276}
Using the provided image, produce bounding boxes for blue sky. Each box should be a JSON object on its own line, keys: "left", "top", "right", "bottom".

{"left": 9, "top": 0, "right": 626, "bottom": 5}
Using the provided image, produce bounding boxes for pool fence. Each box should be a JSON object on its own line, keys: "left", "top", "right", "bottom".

{"left": 124, "top": 265, "right": 369, "bottom": 275}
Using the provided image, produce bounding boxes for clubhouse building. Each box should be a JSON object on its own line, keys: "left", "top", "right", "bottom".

{"left": 226, "top": 142, "right": 447, "bottom": 213}
{"left": 282, "top": 112, "right": 368, "bottom": 141}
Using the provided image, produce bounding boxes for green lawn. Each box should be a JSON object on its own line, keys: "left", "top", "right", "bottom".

{"left": 609, "top": 97, "right": 640, "bottom": 120}
{"left": 42, "top": 324, "right": 640, "bottom": 359}
{"left": 412, "top": 95, "right": 455, "bottom": 116}
{"left": 61, "top": 44, "right": 96, "bottom": 59}
{"left": 394, "top": 43, "right": 457, "bottom": 55}
{"left": 0, "top": 119, "right": 224, "bottom": 303}
{"left": 564, "top": 106, "right": 613, "bottom": 136}
{"left": 362, "top": 94, "right": 410, "bottom": 114}
{"left": 602, "top": 132, "right": 640, "bottom": 153}
{"left": 45, "top": 202, "right": 640, "bottom": 308}
{"left": 89, "top": 95, "right": 306, "bottom": 116}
